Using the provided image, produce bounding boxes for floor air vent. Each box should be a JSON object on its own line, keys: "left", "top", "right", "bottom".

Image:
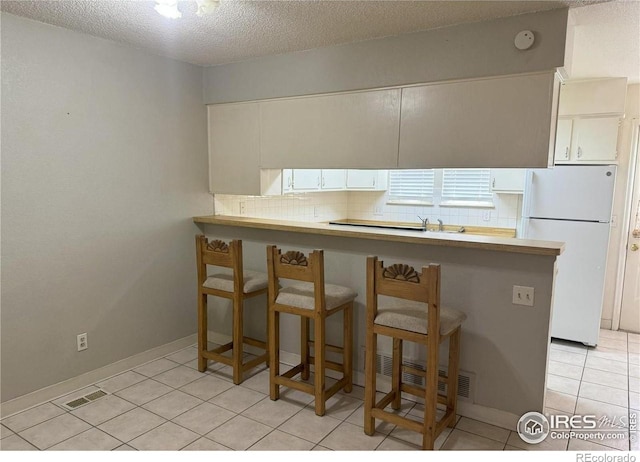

{"left": 367, "top": 348, "right": 474, "bottom": 402}
{"left": 62, "top": 389, "right": 109, "bottom": 410}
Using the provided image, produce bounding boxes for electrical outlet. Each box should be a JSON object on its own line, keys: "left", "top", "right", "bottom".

{"left": 512, "top": 286, "right": 534, "bottom": 306}
{"left": 77, "top": 333, "right": 88, "bottom": 351}
{"left": 239, "top": 201, "right": 246, "bottom": 215}
{"left": 482, "top": 210, "right": 491, "bottom": 222}
{"left": 373, "top": 206, "right": 384, "bottom": 216}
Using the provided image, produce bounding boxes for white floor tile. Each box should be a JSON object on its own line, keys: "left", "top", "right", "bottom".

{"left": 142, "top": 390, "right": 203, "bottom": 420}
{"left": 241, "top": 396, "right": 302, "bottom": 428}
{"left": 547, "top": 360, "right": 583, "bottom": 381}
{"left": 0, "top": 434, "right": 38, "bottom": 450}
{"left": 70, "top": 394, "right": 136, "bottom": 426}
{"left": 209, "top": 386, "right": 267, "bottom": 414}
{"left": 181, "top": 437, "right": 231, "bottom": 450}
{"left": 278, "top": 408, "right": 342, "bottom": 444}
{"left": 549, "top": 349, "right": 586, "bottom": 367}
{"left": 630, "top": 391, "right": 640, "bottom": 411}
{"left": 599, "top": 329, "right": 628, "bottom": 341}
{"left": 115, "top": 379, "right": 173, "bottom": 406}
{"left": 128, "top": 422, "right": 199, "bottom": 451}
{"left": 179, "top": 375, "right": 234, "bottom": 401}
{"left": 96, "top": 371, "right": 147, "bottom": 393}
{"left": 248, "top": 429, "right": 314, "bottom": 450}
{"left": 597, "top": 337, "right": 628, "bottom": 352}
{"left": 579, "top": 382, "right": 629, "bottom": 408}
{"left": 582, "top": 367, "right": 628, "bottom": 390}
{"left": 588, "top": 347, "right": 628, "bottom": 364}
{"left": 1, "top": 402, "right": 65, "bottom": 433}
{"left": 172, "top": 402, "right": 236, "bottom": 435}
{"left": 18, "top": 413, "right": 91, "bottom": 450}
{"left": 306, "top": 393, "right": 361, "bottom": 421}
{"left": 0, "top": 425, "right": 14, "bottom": 440}
{"left": 586, "top": 355, "right": 628, "bottom": 375}
{"left": 568, "top": 438, "right": 621, "bottom": 451}
{"left": 376, "top": 436, "right": 422, "bottom": 450}
{"left": 550, "top": 340, "right": 588, "bottom": 355}
{"left": 345, "top": 403, "right": 396, "bottom": 436}
{"left": 441, "top": 429, "right": 504, "bottom": 450}
{"left": 48, "top": 428, "right": 121, "bottom": 451}
{"left": 455, "top": 417, "right": 510, "bottom": 443}
{"left": 205, "top": 415, "right": 272, "bottom": 450}
{"left": 628, "top": 333, "right": 640, "bottom": 344}
{"left": 133, "top": 358, "right": 180, "bottom": 377}
{"left": 545, "top": 390, "right": 577, "bottom": 414}
{"left": 575, "top": 398, "right": 629, "bottom": 428}
{"left": 152, "top": 365, "right": 204, "bottom": 389}
{"left": 319, "top": 421, "right": 385, "bottom": 450}
{"left": 165, "top": 347, "right": 198, "bottom": 364}
{"left": 97, "top": 407, "right": 166, "bottom": 443}
{"left": 547, "top": 374, "right": 580, "bottom": 396}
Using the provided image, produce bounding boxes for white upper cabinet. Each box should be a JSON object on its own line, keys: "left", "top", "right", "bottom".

{"left": 260, "top": 89, "right": 401, "bottom": 169}
{"left": 291, "top": 169, "right": 321, "bottom": 191}
{"left": 554, "top": 117, "right": 621, "bottom": 164}
{"left": 490, "top": 169, "right": 526, "bottom": 194}
{"left": 208, "top": 103, "right": 261, "bottom": 195}
{"left": 398, "top": 72, "right": 557, "bottom": 169}
{"left": 321, "top": 170, "right": 346, "bottom": 190}
{"left": 346, "top": 170, "right": 388, "bottom": 190}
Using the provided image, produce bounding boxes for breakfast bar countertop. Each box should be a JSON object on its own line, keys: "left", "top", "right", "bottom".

{"left": 192, "top": 215, "right": 564, "bottom": 256}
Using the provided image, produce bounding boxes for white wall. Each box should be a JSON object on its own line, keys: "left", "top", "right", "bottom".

{"left": 203, "top": 8, "right": 568, "bottom": 104}
{"left": 1, "top": 14, "right": 212, "bottom": 402}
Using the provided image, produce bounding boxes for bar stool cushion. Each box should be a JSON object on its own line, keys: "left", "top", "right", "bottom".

{"left": 276, "top": 282, "right": 357, "bottom": 310}
{"left": 375, "top": 296, "right": 466, "bottom": 336}
{"left": 203, "top": 269, "right": 268, "bottom": 294}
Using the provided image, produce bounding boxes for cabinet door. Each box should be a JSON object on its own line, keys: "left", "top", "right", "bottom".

{"left": 292, "top": 169, "right": 321, "bottom": 191}
{"left": 260, "top": 89, "right": 401, "bottom": 168}
{"left": 282, "top": 169, "right": 293, "bottom": 194}
{"left": 208, "top": 103, "right": 261, "bottom": 195}
{"left": 573, "top": 117, "right": 620, "bottom": 162}
{"left": 346, "top": 170, "right": 378, "bottom": 189}
{"left": 490, "top": 169, "right": 525, "bottom": 194}
{"left": 321, "top": 170, "right": 346, "bottom": 190}
{"left": 398, "top": 72, "right": 556, "bottom": 168}
{"left": 554, "top": 119, "right": 573, "bottom": 163}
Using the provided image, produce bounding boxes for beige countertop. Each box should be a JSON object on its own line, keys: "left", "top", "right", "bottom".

{"left": 193, "top": 215, "right": 564, "bottom": 256}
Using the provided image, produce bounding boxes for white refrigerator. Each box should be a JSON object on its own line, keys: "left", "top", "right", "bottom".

{"left": 522, "top": 165, "right": 616, "bottom": 346}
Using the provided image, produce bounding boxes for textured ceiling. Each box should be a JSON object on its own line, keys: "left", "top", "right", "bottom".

{"left": 0, "top": 0, "right": 608, "bottom": 67}
{"left": 569, "top": 0, "right": 640, "bottom": 83}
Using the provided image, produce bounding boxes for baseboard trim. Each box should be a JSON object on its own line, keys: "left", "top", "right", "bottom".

{"left": 0, "top": 334, "right": 197, "bottom": 418}
{"left": 207, "top": 331, "right": 519, "bottom": 431}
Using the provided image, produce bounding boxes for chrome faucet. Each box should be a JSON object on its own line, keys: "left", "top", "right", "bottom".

{"left": 418, "top": 216, "right": 429, "bottom": 231}
{"left": 437, "top": 219, "right": 444, "bottom": 232}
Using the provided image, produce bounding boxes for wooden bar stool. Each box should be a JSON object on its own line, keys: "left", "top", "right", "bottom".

{"left": 363, "top": 256, "right": 466, "bottom": 450}
{"left": 266, "top": 245, "right": 356, "bottom": 416}
{"left": 195, "top": 235, "right": 269, "bottom": 385}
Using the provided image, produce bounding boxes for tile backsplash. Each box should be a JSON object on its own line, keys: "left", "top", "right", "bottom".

{"left": 215, "top": 190, "right": 522, "bottom": 231}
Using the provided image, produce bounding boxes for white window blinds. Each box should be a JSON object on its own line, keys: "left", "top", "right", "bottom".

{"left": 442, "top": 169, "right": 493, "bottom": 202}
{"left": 388, "top": 170, "right": 435, "bottom": 202}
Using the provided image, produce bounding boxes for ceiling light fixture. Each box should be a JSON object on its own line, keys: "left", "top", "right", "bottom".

{"left": 154, "top": 0, "right": 220, "bottom": 19}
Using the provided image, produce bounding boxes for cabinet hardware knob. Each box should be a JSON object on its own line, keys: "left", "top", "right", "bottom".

{"left": 577, "top": 147, "right": 582, "bottom": 158}
{"left": 631, "top": 244, "right": 639, "bottom": 252}
{"left": 565, "top": 147, "right": 569, "bottom": 159}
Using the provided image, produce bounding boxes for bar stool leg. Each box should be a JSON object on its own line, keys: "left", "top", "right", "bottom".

{"left": 232, "top": 295, "right": 243, "bottom": 385}
{"left": 197, "top": 293, "right": 208, "bottom": 372}
{"left": 422, "top": 339, "right": 438, "bottom": 450}
{"left": 447, "top": 327, "right": 461, "bottom": 428}
{"left": 301, "top": 317, "right": 310, "bottom": 381}
{"left": 392, "top": 337, "right": 403, "bottom": 410}
{"left": 364, "top": 326, "right": 377, "bottom": 435}
{"left": 343, "top": 304, "right": 353, "bottom": 393}
{"left": 314, "top": 313, "right": 326, "bottom": 416}
{"left": 269, "top": 307, "right": 280, "bottom": 400}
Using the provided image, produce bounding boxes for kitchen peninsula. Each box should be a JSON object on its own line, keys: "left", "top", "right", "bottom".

{"left": 194, "top": 214, "right": 564, "bottom": 429}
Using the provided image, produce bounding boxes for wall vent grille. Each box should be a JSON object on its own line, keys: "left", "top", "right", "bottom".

{"left": 367, "top": 348, "right": 474, "bottom": 402}
{"left": 63, "top": 389, "right": 109, "bottom": 410}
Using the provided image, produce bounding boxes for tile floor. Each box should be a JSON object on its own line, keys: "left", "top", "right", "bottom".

{"left": 1, "top": 329, "right": 638, "bottom": 451}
